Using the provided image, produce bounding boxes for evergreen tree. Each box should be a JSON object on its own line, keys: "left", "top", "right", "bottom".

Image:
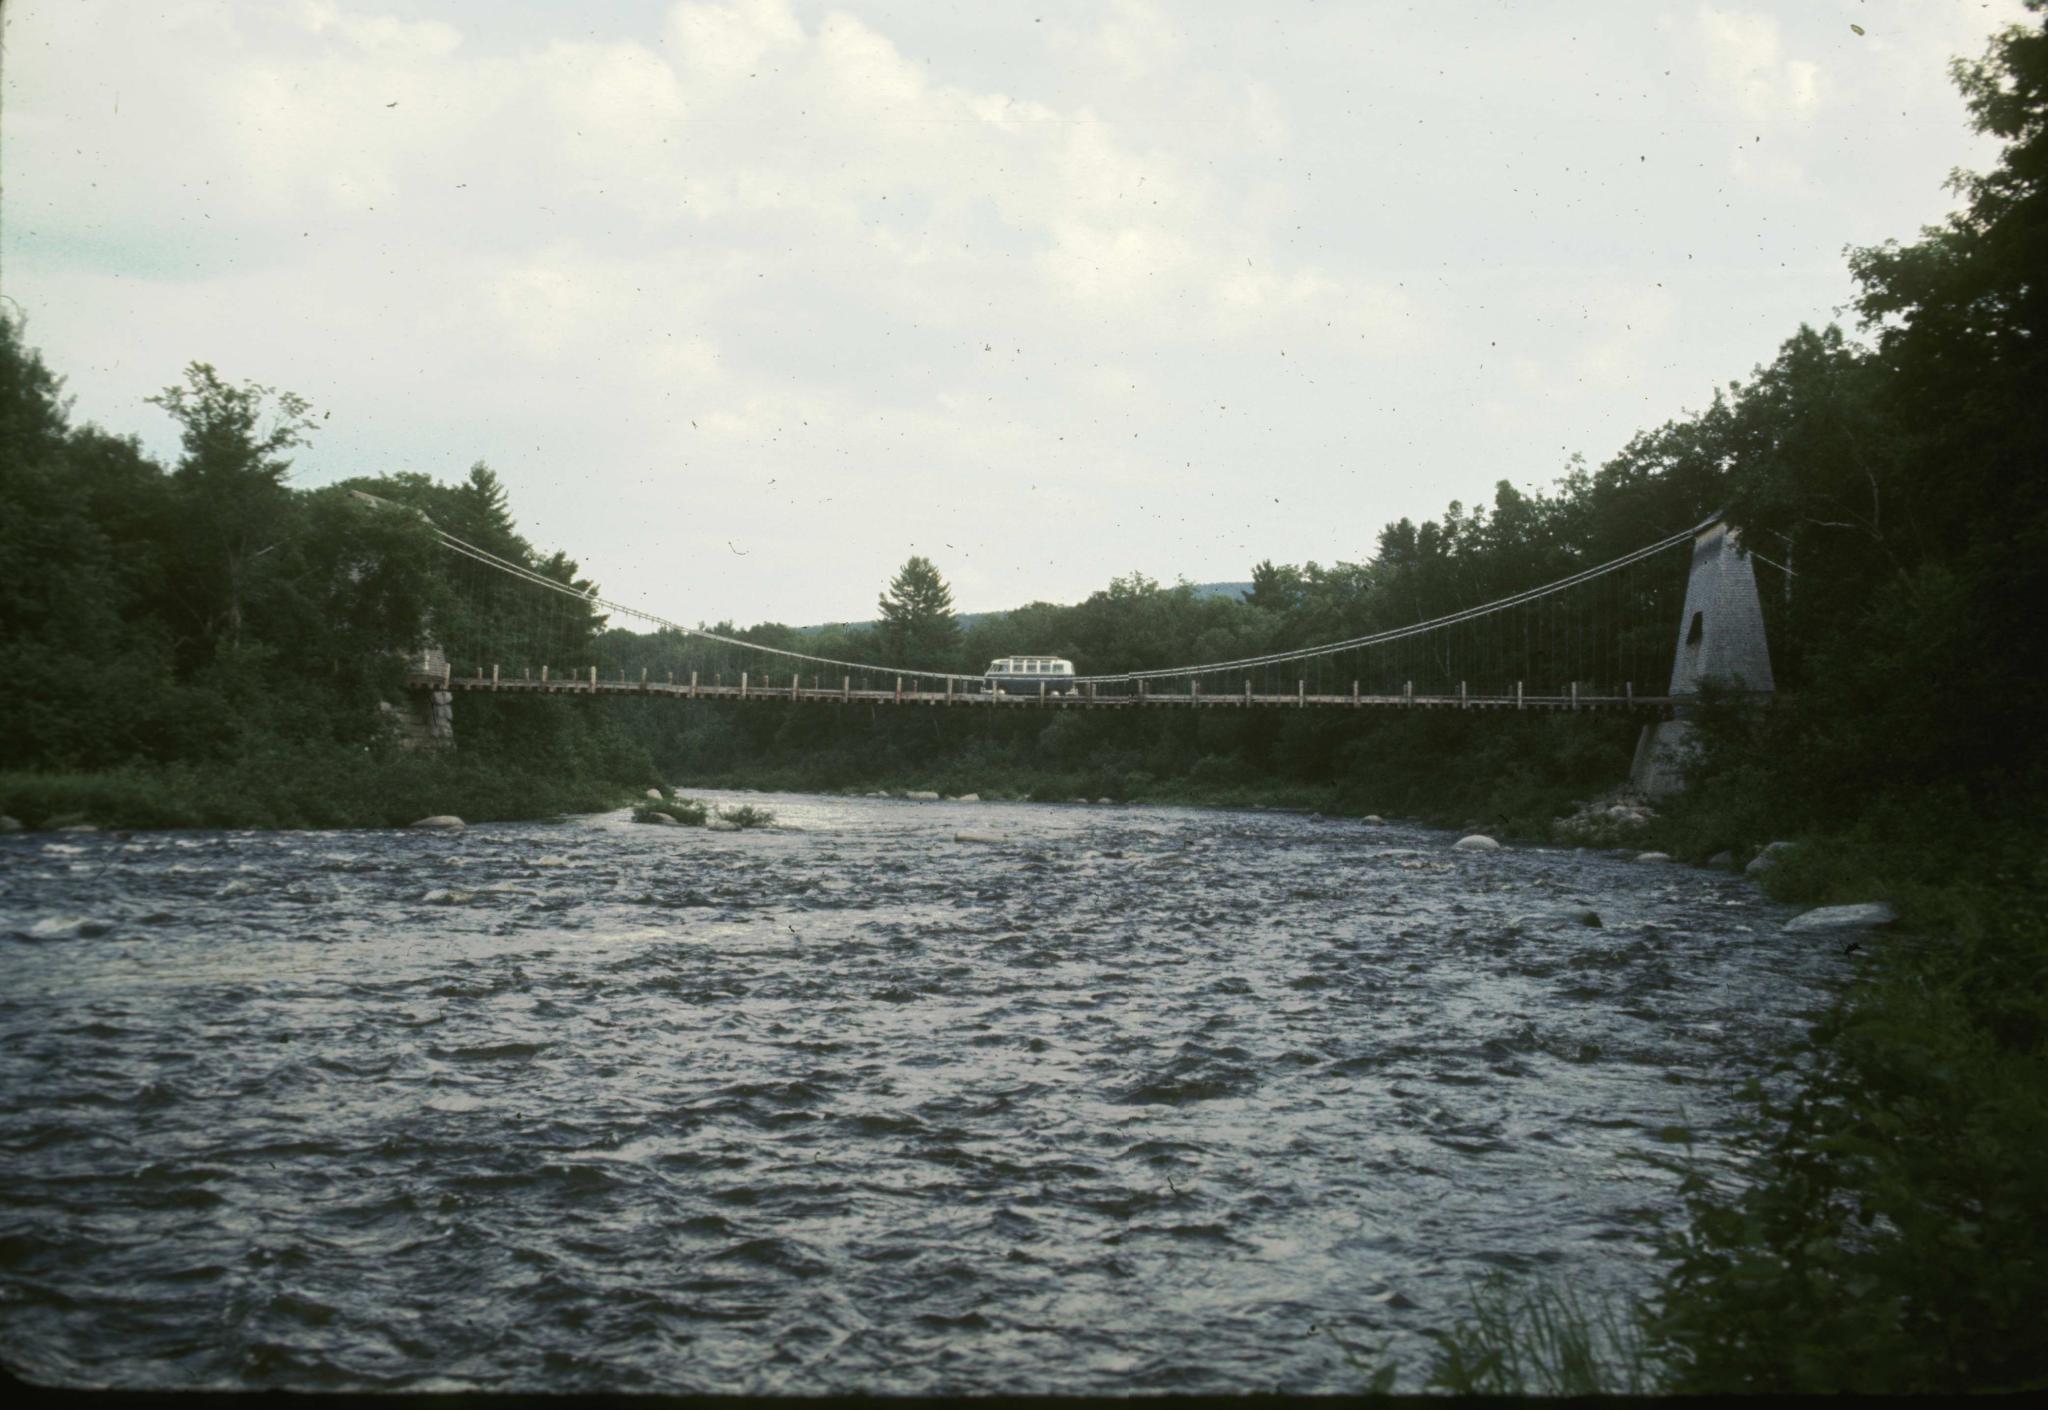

{"left": 876, "top": 555, "right": 959, "bottom": 668}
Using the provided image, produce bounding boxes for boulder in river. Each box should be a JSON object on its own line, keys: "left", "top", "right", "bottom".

{"left": 1635, "top": 851, "right": 1673, "bottom": 863}
{"left": 1453, "top": 834, "right": 1500, "bottom": 852}
{"left": 1361, "top": 814, "right": 1384, "bottom": 825}
{"left": 409, "top": 815, "right": 465, "bottom": 830}
{"left": 951, "top": 793, "right": 981, "bottom": 803}
{"left": 1746, "top": 841, "right": 1797, "bottom": 876}
{"left": 1708, "top": 850, "right": 1736, "bottom": 867}
{"left": 638, "top": 811, "right": 678, "bottom": 825}
{"left": 0, "top": 815, "right": 22, "bottom": 833}
{"left": 1095, "top": 797, "right": 1113, "bottom": 805}
{"left": 56, "top": 824, "right": 99, "bottom": 833}
{"left": 905, "top": 790, "right": 941, "bottom": 802}
{"left": 705, "top": 816, "right": 741, "bottom": 832}
{"left": 1784, "top": 902, "right": 1898, "bottom": 935}
{"left": 644, "top": 788, "right": 665, "bottom": 801}
{"left": 25, "top": 915, "right": 113, "bottom": 940}
{"left": 954, "top": 832, "right": 1003, "bottom": 844}
{"left": 1508, "top": 908, "right": 1602, "bottom": 932}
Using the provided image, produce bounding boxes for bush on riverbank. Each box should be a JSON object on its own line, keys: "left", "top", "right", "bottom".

{"left": 1641, "top": 805, "right": 2048, "bottom": 1393}
{"left": 624, "top": 698, "right": 1638, "bottom": 838}
{"left": 1423, "top": 1274, "right": 1659, "bottom": 1395}
{"left": 0, "top": 726, "right": 649, "bottom": 832}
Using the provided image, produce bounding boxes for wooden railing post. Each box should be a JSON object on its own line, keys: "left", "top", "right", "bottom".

{"left": 894, "top": 676, "right": 902, "bottom": 704}
{"left": 492, "top": 663, "right": 500, "bottom": 691}
{"left": 1351, "top": 680, "right": 1359, "bottom": 707}
{"left": 1460, "top": 680, "right": 1467, "bottom": 710}
{"left": 1297, "top": 679, "right": 1306, "bottom": 708}
{"left": 588, "top": 665, "right": 597, "bottom": 692}
{"left": 947, "top": 677, "right": 955, "bottom": 706}
{"left": 842, "top": 675, "right": 851, "bottom": 701}
{"left": 442, "top": 661, "right": 452, "bottom": 689}
{"left": 1516, "top": 680, "right": 1524, "bottom": 710}
{"left": 541, "top": 665, "right": 549, "bottom": 684}
{"left": 689, "top": 670, "right": 699, "bottom": 699}
{"left": 740, "top": 671, "right": 748, "bottom": 699}
{"left": 1191, "top": 679, "right": 1199, "bottom": 705}
{"left": 1571, "top": 680, "right": 1579, "bottom": 711}
{"left": 1405, "top": 679, "right": 1412, "bottom": 706}
{"left": 791, "top": 672, "right": 799, "bottom": 701}
{"left": 1244, "top": 679, "right": 1251, "bottom": 706}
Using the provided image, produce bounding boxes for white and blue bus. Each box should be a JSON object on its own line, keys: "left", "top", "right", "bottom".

{"left": 984, "top": 656, "right": 1077, "bottom": 696}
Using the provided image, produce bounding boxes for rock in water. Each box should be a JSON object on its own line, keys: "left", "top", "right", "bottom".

{"left": 25, "top": 915, "right": 112, "bottom": 940}
{"left": 905, "top": 790, "right": 941, "bottom": 802}
{"left": 954, "top": 832, "right": 1003, "bottom": 844}
{"left": 952, "top": 793, "right": 981, "bottom": 803}
{"left": 409, "top": 815, "right": 465, "bottom": 830}
{"left": 0, "top": 815, "right": 22, "bottom": 833}
{"left": 1507, "top": 908, "right": 1602, "bottom": 932}
{"left": 1784, "top": 902, "right": 1898, "bottom": 935}
{"left": 1708, "top": 850, "right": 1736, "bottom": 867}
{"left": 1746, "top": 841, "right": 1797, "bottom": 876}
{"left": 1635, "top": 851, "right": 1673, "bottom": 863}
{"left": 1452, "top": 835, "right": 1500, "bottom": 852}
{"left": 638, "top": 811, "right": 678, "bottom": 825}
{"left": 705, "top": 817, "right": 740, "bottom": 832}
{"left": 1361, "top": 814, "right": 1384, "bottom": 824}
{"left": 644, "top": 788, "right": 665, "bottom": 800}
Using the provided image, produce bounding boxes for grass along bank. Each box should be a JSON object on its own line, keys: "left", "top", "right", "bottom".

{"left": 0, "top": 746, "right": 645, "bottom": 833}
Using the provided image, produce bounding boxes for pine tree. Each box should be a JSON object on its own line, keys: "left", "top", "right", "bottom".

{"left": 876, "top": 555, "right": 959, "bottom": 669}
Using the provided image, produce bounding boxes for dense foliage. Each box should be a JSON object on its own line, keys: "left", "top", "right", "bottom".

{"left": 0, "top": 333, "right": 651, "bottom": 826}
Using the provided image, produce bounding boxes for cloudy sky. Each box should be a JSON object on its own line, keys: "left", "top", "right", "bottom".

{"left": 2, "top": 0, "right": 2027, "bottom": 625}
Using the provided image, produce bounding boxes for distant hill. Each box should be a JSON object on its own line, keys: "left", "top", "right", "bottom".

{"left": 794, "top": 582, "right": 1251, "bottom": 636}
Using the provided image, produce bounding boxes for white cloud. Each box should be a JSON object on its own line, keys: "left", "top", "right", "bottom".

{"left": 1695, "top": 6, "right": 1828, "bottom": 123}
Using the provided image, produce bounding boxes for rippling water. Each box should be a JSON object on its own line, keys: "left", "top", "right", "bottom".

{"left": 0, "top": 793, "right": 1841, "bottom": 1393}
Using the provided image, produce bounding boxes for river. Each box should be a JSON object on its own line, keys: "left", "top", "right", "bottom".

{"left": 0, "top": 791, "right": 1841, "bottom": 1394}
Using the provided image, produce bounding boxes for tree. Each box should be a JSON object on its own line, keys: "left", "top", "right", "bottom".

{"left": 1245, "top": 559, "right": 1303, "bottom": 614}
{"left": 876, "top": 555, "right": 959, "bottom": 668}
{"left": 147, "top": 362, "right": 317, "bottom": 657}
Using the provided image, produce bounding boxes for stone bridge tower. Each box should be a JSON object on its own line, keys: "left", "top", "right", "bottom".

{"left": 1630, "top": 519, "right": 1774, "bottom": 796}
{"left": 381, "top": 643, "right": 455, "bottom": 749}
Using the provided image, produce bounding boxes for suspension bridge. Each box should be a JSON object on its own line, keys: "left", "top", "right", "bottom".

{"left": 376, "top": 494, "right": 1777, "bottom": 789}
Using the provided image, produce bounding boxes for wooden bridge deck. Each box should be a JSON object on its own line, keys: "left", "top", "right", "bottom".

{"left": 407, "top": 673, "right": 1672, "bottom": 714}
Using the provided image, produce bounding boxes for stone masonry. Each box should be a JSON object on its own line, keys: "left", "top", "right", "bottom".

{"left": 1631, "top": 521, "right": 1774, "bottom": 795}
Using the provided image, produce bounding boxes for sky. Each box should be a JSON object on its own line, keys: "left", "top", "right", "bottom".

{"left": 1, "top": 0, "right": 2030, "bottom": 626}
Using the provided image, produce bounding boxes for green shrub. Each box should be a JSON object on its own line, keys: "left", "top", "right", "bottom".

{"left": 1425, "top": 1274, "right": 1660, "bottom": 1396}
{"left": 634, "top": 798, "right": 708, "bottom": 826}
